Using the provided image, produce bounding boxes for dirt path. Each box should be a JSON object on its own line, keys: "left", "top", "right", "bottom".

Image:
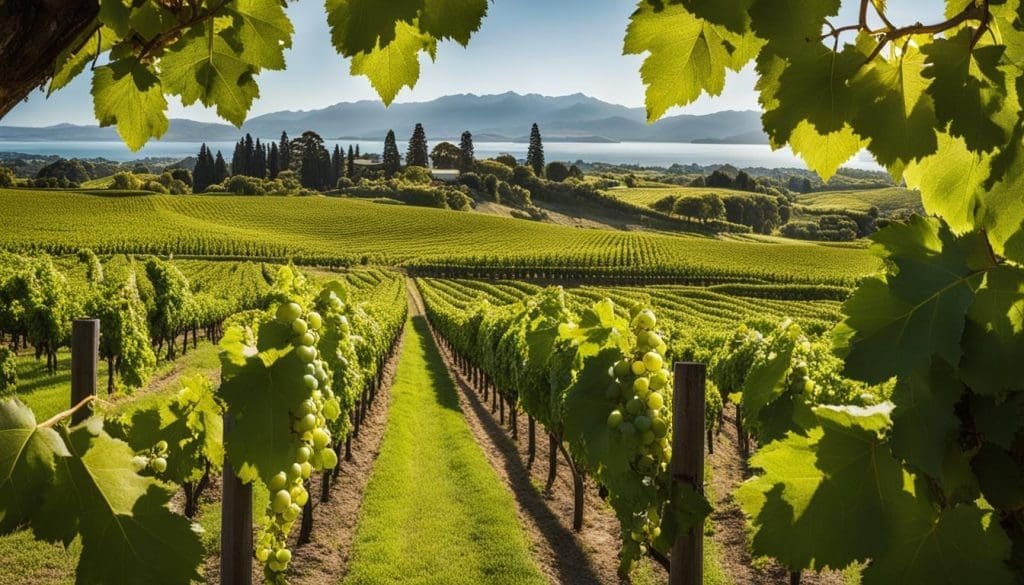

{"left": 407, "top": 278, "right": 634, "bottom": 585}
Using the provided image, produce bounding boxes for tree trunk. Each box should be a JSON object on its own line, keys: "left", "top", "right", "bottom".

{"left": 107, "top": 355, "right": 115, "bottom": 394}
{"left": 0, "top": 1, "right": 100, "bottom": 119}
{"left": 545, "top": 433, "right": 558, "bottom": 493}
{"left": 527, "top": 416, "right": 536, "bottom": 468}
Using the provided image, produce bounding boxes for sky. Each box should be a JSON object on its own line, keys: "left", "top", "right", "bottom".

{"left": 4, "top": 0, "right": 945, "bottom": 127}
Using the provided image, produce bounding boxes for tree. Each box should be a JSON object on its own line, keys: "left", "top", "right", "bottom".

{"left": 382, "top": 130, "right": 401, "bottom": 177}
{"left": 296, "top": 131, "right": 330, "bottom": 189}
{"left": 733, "top": 170, "right": 757, "bottom": 192}
{"left": 429, "top": 142, "right": 462, "bottom": 170}
{"left": 268, "top": 142, "right": 280, "bottom": 179}
{"left": 213, "top": 151, "right": 228, "bottom": 185}
{"left": 230, "top": 140, "right": 244, "bottom": 176}
{"left": 526, "top": 123, "right": 544, "bottom": 176}
{"left": 331, "top": 145, "right": 344, "bottom": 185}
{"left": 495, "top": 154, "right": 517, "bottom": 168}
{"left": 544, "top": 161, "right": 570, "bottom": 182}
{"left": 706, "top": 169, "right": 733, "bottom": 188}
{"left": 0, "top": 166, "right": 14, "bottom": 188}
{"left": 253, "top": 139, "right": 266, "bottom": 179}
{"left": 347, "top": 145, "right": 355, "bottom": 179}
{"left": 406, "top": 123, "right": 429, "bottom": 167}
{"left": 279, "top": 131, "right": 291, "bottom": 171}
{"left": 192, "top": 144, "right": 213, "bottom": 193}
{"left": 672, "top": 193, "right": 724, "bottom": 222}
{"left": 459, "top": 131, "right": 475, "bottom": 171}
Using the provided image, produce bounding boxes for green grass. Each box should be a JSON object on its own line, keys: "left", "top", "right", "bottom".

{"left": 605, "top": 186, "right": 755, "bottom": 207}
{"left": 0, "top": 189, "right": 879, "bottom": 284}
{"left": 342, "top": 316, "right": 546, "bottom": 585}
{"left": 795, "top": 187, "right": 922, "bottom": 214}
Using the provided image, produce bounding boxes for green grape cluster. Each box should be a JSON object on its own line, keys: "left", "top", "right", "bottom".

{"left": 604, "top": 309, "right": 672, "bottom": 477}
{"left": 132, "top": 440, "right": 168, "bottom": 474}
{"left": 256, "top": 301, "right": 341, "bottom": 581}
{"left": 779, "top": 319, "right": 816, "bottom": 397}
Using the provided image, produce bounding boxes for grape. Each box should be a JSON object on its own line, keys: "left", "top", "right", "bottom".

{"left": 305, "top": 364, "right": 316, "bottom": 376}
{"left": 131, "top": 456, "right": 148, "bottom": 471}
{"left": 154, "top": 440, "right": 168, "bottom": 453}
{"left": 631, "top": 361, "right": 646, "bottom": 376}
{"left": 634, "top": 415, "right": 652, "bottom": 432}
{"left": 641, "top": 430, "right": 655, "bottom": 445}
{"left": 307, "top": 312, "right": 323, "bottom": 330}
{"left": 296, "top": 445, "right": 311, "bottom": 463}
{"left": 626, "top": 397, "right": 644, "bottom": 415}
{"left": 607, "top": 410, "right": 624, "bottom": 429}
{"left": 256, "top": 548, "right": 271, "bottom": 562}
{"left": 269, "top": 472, "right": 288, "bottom": 491}
{"left": 321, "top": 447, "right": 339, "bottom": 469}
{"left": 275, "top": 549, "right": 292, "bottom": 563}
{"left": 613, "top": 360, "right": 631, "bottom": 378}
{"left": 300, "top": 461, "right": 312, "bottom": 479}
{"left": 620, "top": 421, "right": 637, "bottom": 435}
{"left": 272, "top": 490, "right": 291, "bottom": 514}
{"left": 268, "top": 560, "right": 285, "bottom": 572}
{"left": 284, "top": 503, "right": 301, "bottom": 521}
{"left": 646, "top": 392, "right": 664, "bottom": 410}
{"left": 287, "top": 463, "right": 303, "bottom": 480}
{"left": 294, "top": 488, "right": 309, "bottom": 507}
{"left": 649, "top": 371, "right": 668, "bottom": 390}
{"left": 298, "top": 413, "right": 317, "bottom": 433}
{"left": 296, "top": 345, "right": 316, "bottom": 363}
{"left": 277, "top": 302, "right": 302, "bottom": 323}
{"left": 292, "top": 319, "right": 308, "bottom": 335}
{"left": 651, "top": 417, "right": 668, "bottom": 438}
{"left": 299, "top": 332, "right": 316, "bottom": 346}
{"left": 151, "top": 457, "right": 167, "bottom": 473}
{"left": 633, "top": 377, "right": 650, "bottom": 394}
{"left": 312, "top": 428, "right": 331, "bottom": 449}
{"left": 642, "top": 352, "right": 663, "bottom": 372}
{"left": 637, "top": 310, "right": 656, "bottom": 329}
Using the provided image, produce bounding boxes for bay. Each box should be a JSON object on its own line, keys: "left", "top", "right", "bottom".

{"left": 0, "top": 140, "right": 882, "bottom": 171}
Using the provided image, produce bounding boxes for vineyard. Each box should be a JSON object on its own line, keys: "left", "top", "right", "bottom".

{"left": 0, "top": 189, "right": 878, "bottom": 285}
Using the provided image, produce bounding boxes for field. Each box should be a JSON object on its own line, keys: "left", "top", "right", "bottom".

{"left": 603, "top": 186, "right": 753, "bottom": 206}
{"left": 794, "top": 187, "right": 922, "bottom": 214}
{"left": 0, "top": 189, "right": 879, "bottom": 284}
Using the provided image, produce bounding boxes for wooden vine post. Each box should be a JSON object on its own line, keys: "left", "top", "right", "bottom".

{"left": 70, "top": 319, "right": 99, "bottom": 424}
{"left": 221, "top": 413, "right": 253, "bottom": 585}
{"left": 670, "top": 362, "right": 705, "bottom": 585}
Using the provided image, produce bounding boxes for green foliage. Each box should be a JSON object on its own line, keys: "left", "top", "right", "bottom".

{"left": 406, "top": 123, "right": 430, "bottom": 168}
{"left": 109, "top": 171, "right": 142, "bottom": 191}
{"left": 0, "top": 349, "right": 15, "bottom": 397}
{"left": 526, "top": 124, "right": 545, "bottom": 177}
{"left": 0, "top": 399, "right": 205, "bottom": 583}
{"left": 430, "top": 141, "right": 462, "bottom": 169}
{"left": 383, "top": 130, "right": 402, "bottom": 177}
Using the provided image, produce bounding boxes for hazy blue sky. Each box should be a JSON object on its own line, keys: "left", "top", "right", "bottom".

{"left": 5, "top": 0, "right": 945, "bottom": 126}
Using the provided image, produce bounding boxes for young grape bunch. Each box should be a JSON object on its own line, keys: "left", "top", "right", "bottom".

{"left": 255, "top": 301, "right": 342, "bottom": 582}
{"left": 132, "top": 439, "right": 169, "bottom": 475}
{"left": 605, "top": 308, "right": 672, "bottom": 477}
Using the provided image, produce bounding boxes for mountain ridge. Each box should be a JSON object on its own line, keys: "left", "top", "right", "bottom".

{"left": 0, "top": 93, "right": 768, "bottom": 144}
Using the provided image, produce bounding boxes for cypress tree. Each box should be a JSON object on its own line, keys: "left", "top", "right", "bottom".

{"left": 243, "top": 134, "right": 255, "bottom": 175}
{"left": 230, "top": 139, "right": 244, "bottom": 176}
{"left": 193, "top": 143, "right": 210, "bottom": 192}
{"left": 355, "top": 144, "right": 360, "bottom": 158}
{"left": 318, "top": 146, "right": 332, "bottom": 189}
{"left": 382, "top": 130, "right": 401, "bottom": 177}
{"left": 458, "top": 131, "right": 475, "bottom": 172}
{"left": 254, "top": 139, "right": 266, "bottom": 178}
{"left": 406, "top": 123, "right": 429, "bottom": 167}
{"left": 278, "top": 131, "right": 291, "bottom": 170}
{"left": 213, "top": 151, "right": 228, "bottom": 184}
{"left": 268, "top": 142, "right": 280, "bottom": 178}
{"left": 347, "top": 145, "right": 355, "bottom": 178}
{"left": 331, "top": 145, "right": 343, "bottom": 185}
{"left": 526, "top": 123, "right": 545, "bottom": 176}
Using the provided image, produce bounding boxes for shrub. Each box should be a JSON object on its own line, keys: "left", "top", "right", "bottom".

{"left": 142, "top": 180, "right": 168, "bottom": 193}
{"left": 401, "top": 166, "right": 432, "bottom": 185}
{"left": 650, "top": 194, "right": 679, "bottom": 213}
{"left": 672, "top": 193, "right": 725, "bottom": 221}
{"left": 109, "top": 172, "right": 142, "bottom": 190}
{"left": 483, "top": 174, "right": 499, "bottom": 199}
{"left": 0, "top": 348, "right": 16, "bottom": 396}
{"left": 511, "top": 165, "right": 535, "bottom": 186}
{"left": 545, "top": 161, "right": 571, "bottom": 182}
{"left": 458, "top": 172, "right": 481, "bottom": 191}
{"left": 336, "top": 176, "right": 355, "bottom": 189}
{"left": 169, "top": 168, "right": 193, "bottom": 187}
{"left": 225, "top": 174, "right": 266, "bottom": 195}
{"left": 494, "top": 153, "right": 517, "bottom": 168}
{"left": 476, "top": 159, "right": 513, "bottom": 182}
{"left": 497, "top": 181, "right": 532, "bottom": 208}
{"left": 0, "top": 166, "right": 15, "bottom": 187}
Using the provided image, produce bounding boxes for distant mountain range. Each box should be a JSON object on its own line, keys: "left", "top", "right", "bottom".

{"left": 0, "top": 92, "right": 768, "bottom": 144}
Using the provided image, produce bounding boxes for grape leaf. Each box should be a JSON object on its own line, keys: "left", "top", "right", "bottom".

{"left": 834, "top": 216, "right": 989, "bottom": 383}
{"left": 862, "top": 495, "right": 1013, "bottom": 585}
{"left": 563, "top": 347, "right": 628, "bottom": 473}
{"left": 350, "top": 21, "right": 436, "bottom": 107}
{"left": 420, "top": 0, "right": 488, "bottom": 46}
{"left": 972, "top": 393, "right": 1024, "bottom": 449}
{"left": 960, "top": 266, "right": 1024, "bottom": 395}
{"left": 679, "top": 0, "right": 753, "bottom": 34}
{"left": 326, "top": 0, "right": 423, "bottom": 57}
{"left": 921, "top": 29, "right": 1008, "bottom": 154}
{"left": 748, "top": 0, "right": 839, "bottom": 53}
{"left": 903, "top": 132, "right": 990, "bottom": 234}
{"left": 849, "top": 41, "right": 939, "bottom": 172}
{"left": 91, "top": 59, "right": 169, "bottom": 151}
{"left": 624, "top": 1, "right": 755, "bottom": 121}
{"left": 0, "top": 399, "right": 68, "bottom": 532}
{"left": 129, "top": 0, "right": 175, "bottom": 42}
{"left": 737, "top": 404, "right": 903, "bottom": 572}
{"left": 35, "top": 422, "right": 203, "bottom": 585}
{"left": 787, "top": 121, "right": 865, "bottom": 182}
{"left": 889, "top": 363, "right": 962, "bottom": 480}
{"left": 971, "top": 443, "right": 1024, "bottom": 511}
{"left": 159, "top": 23, "right": 259, "bottom": 127}
{"left": 98, "top": 0, "right": 132, "bottom": 37}
{"left": 226, "top": 0, "right": 295, "bottom": 71}
{"left": 49, "top": 26, "right": 118, "bottom": 94}
{"left": 218, "top": 340, "right": 307, "bottom": 485}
